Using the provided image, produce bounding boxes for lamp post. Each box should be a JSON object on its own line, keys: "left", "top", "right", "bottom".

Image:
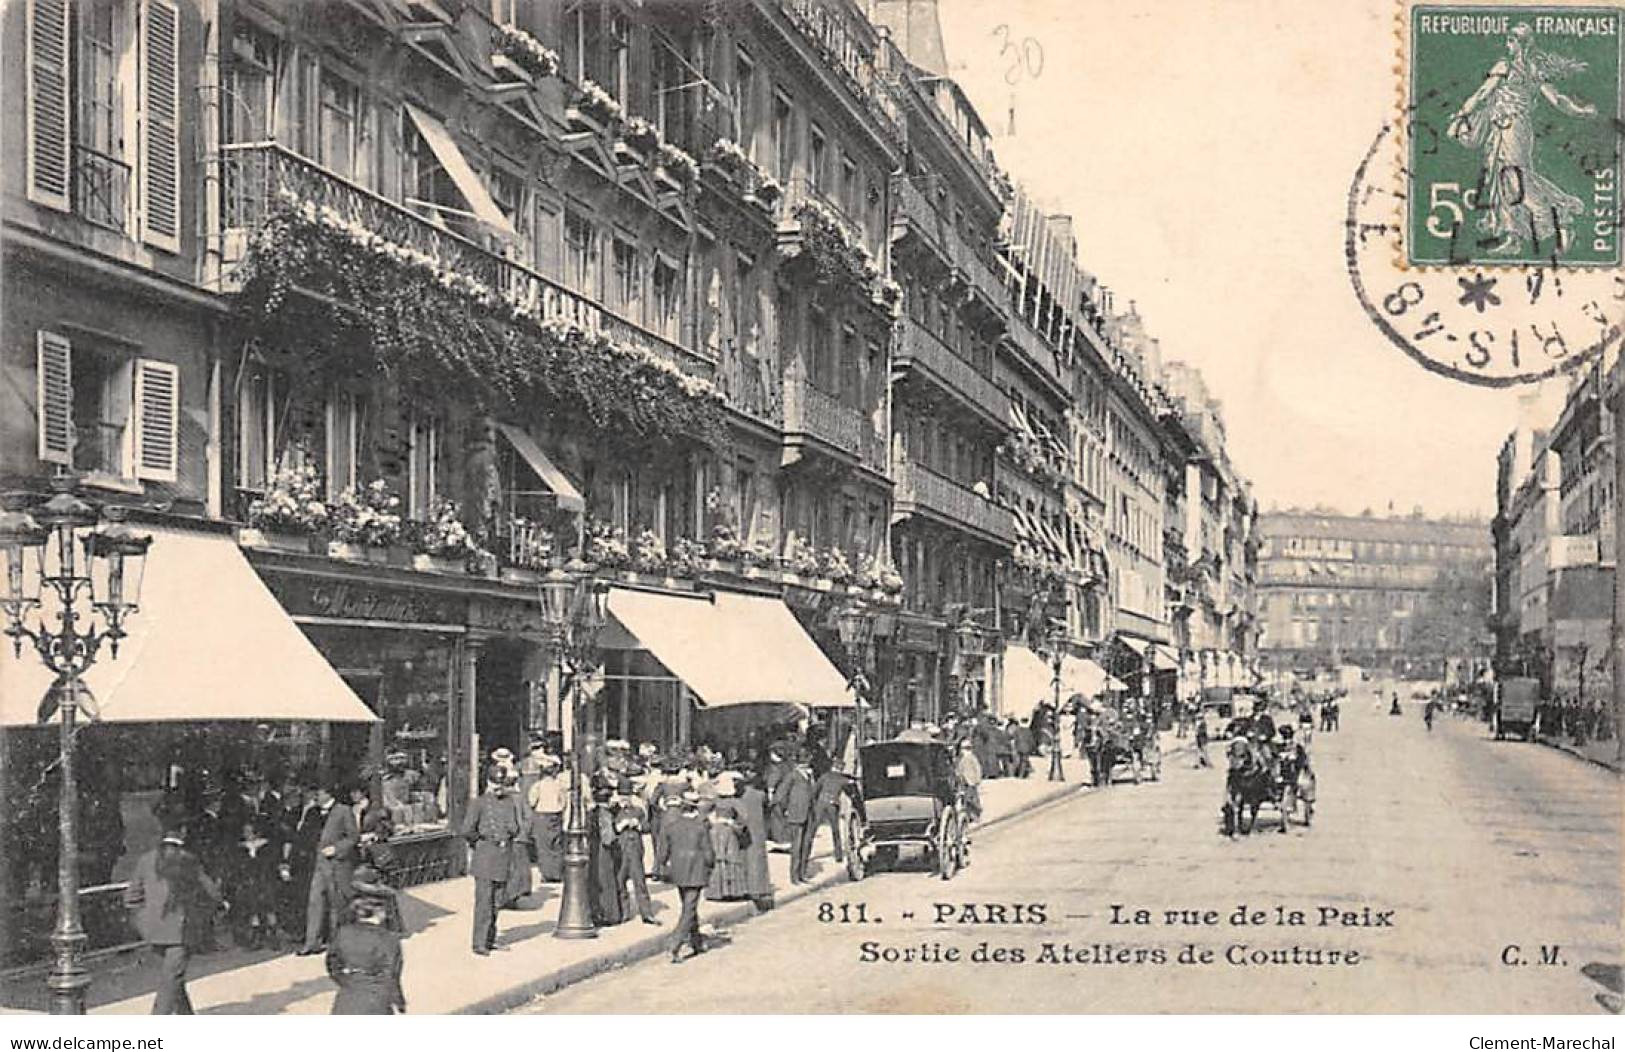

{"left": 0, "top": 482, "right": 151, "bottom": 1015}
{"left": 1043, "top": 620, "right": 1066, "bottom": 782}
{"left": 834, "top": 599, "right": 876, "bottom": 747}
{"left": 538, "top": 557, "right": 606, "bottom": 941}
{"left": 952, "top": 612, "right": 980, "bottom": 717}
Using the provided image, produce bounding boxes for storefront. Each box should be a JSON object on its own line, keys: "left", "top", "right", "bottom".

{"left": 249, "top": 556, "right": 552, "bottom": 886}
{"left": 0, "top": 526, "right": 377, "bottom": 966}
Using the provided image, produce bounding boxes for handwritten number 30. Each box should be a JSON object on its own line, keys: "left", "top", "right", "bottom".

{"left": 993, "top": 25, "right": 1044, "bottom": 85}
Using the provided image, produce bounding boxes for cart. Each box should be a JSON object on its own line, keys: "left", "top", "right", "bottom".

{"left": 846, "top": 740, "right": 968, "bottom": 881}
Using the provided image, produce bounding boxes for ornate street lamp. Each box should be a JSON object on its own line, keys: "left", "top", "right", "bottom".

{"left": 0, "top": 483, "right": 150, "bottom": 1015}
{"left": 542, "top": 556, "right": 606, "bottom": 941}
{"left": 1043, "top": 619, "right": 1067, "bottom": 782}
{"left": 833, "top": 598, "right": 876, "bottom": 750}
{"left": 952, "top": 613, "right": 980, "bottom": 715}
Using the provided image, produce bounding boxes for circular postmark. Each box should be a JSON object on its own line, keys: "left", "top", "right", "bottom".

{"left": 1347, "top": 121, "right": 1623, "bottom": 387}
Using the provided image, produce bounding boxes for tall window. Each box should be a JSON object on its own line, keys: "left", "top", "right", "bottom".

{"left": 237, "top": 364, "right": 276, "bottom": 491}
{"left": 809, "top": 124, "right": 827, "bottom": 191}
{"left": 76, "top": 0, "right": 127, "bottom": 231}
{"left": 807, "top": 309, "right": 831, "bottom": 392}
{"left": 841, "top": 157, "right": 858, "bottom": 217}
{"left": 325, "top": 390, "right": 363, "bottom": 498}
{"left": 772, "top": 91, "right": 794, "bottom": 181}
{"left": 224, "top": 22, "right": 276, "bottom": 145}
{"left": 652, "top": 259, "right": 682, "bottom": 341}
{"left": 612, "top": 238, "right": 641, "bottom": 314}
{"left": 733, "top": 49, "right": 755, "bottom": 156}
{"left": 606, "top": 11, "right": 630, "bottom": 109}
{"left": 407, "top": 414, "right": 439, "bottom": 518}
{"left": 564, "top": 211, "right": 597, "bottom": 294}
{"left": 317, "top": 70, "right": 357, "bottom": 178}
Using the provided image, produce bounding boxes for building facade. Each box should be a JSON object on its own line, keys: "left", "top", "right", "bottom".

{"left": 1257, "top": 509, "right": 1492, "bottom": 681}
{"left": 1492, "top": 360, "right": 1617, "bottom": 702}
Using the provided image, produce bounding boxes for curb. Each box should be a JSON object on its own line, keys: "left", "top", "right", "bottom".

{"left": 466, "top": 746, "right": 1194, "bottom": 1014}
{"left": 1536, "top": 735, "right": 1623, "bottom": 775}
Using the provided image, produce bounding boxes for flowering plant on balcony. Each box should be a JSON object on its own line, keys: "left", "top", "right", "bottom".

{"left": 853, "top": 552, "right": 882, "bottom": 590}
{"left": 573, "top": 79, "right": 623, "bottom": 126}
{"left": 585, "top": 517, "right": 631, "bottom": 569}
{"left": 331, "top": 479, "right": 404, "bottom": 547}
{"left": 632, "top": 527, "right": 668, "bottom": 574}
{"left": 492, "top": 23, "right": 559, "bottom": 80}
{"left": 790, "top": 199, "right": 893, "bottom": 307}
{"left": 621, "top": 117, "right": 662, "bottom": 156}
{"left": 752, "top": 176, "right": 783, "bottom": 206}
{"left": 879, "top": 564, "right": 905, "bottom": 595}
{"left": 656, "top": 142, "right": 699, "bottom": 187}
{"left": 670, "top": 537, "right": 707, "bottom": 578}
{"left": 246, "top": 459, "right": 328, "bottom": 535}
{"left": 784, "top": 534, "right": 821, "bottom": 577}
{"left": 506, "top": 515, "right": 555, "bottom": 568}
{"left": 739, "top": 535, "right": 777, "bottom": 567}
{"left": 235, "top": 195, "right": 730, "bottom": 455}
{"left": 705, "top": 138, "right": 761, "bottom": 186}
{"left": 873, "top": 277, "right": 903, "bottom": 315}
{"left": 820, "top": 546, "right": 853, "bottom": 584}
{"left": 414, "top": 497, "right": 483, "bottom": 558}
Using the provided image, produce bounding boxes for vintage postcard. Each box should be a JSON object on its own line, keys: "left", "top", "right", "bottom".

{"left": 0, "top": 0, "right": 1619, "bottom": 1028}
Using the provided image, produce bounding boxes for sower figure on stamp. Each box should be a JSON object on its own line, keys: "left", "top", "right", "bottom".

{"left": 658, "top": 790, "right": 715, "bottom": 963}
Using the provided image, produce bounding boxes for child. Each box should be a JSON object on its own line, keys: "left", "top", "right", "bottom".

{"left": 227, "top": 819, "right": 278, "bottom": 948}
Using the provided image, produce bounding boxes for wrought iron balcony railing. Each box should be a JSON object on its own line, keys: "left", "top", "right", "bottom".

{"left": 217, "top": 142, "right": 714, "bottom": 380}
{"left": 893, "top": 178, "right": 1006, "bottom": 319}
{"left": 896, "top": 319, "right": 1010, "bottom": 424}
{"left": 723, "top": 350, "right": 783, "bottom": 427}
{"left": 894, "top": 455, "right": 1015, "bottom": 545}
{"left": 73, "top": 144, "right": 130, "bottom": 233}
{"left": 771, "top": 0, "right": 904, "bottom": 145}
{"left": 782, "top": 376, "right": 885, "bottom": 471}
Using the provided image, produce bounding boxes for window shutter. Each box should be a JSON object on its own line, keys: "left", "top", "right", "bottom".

{"left": 25, "top": 0, "right": 71, "bottom": 211}
{"left": 134, "top": 359, "right": 180, "bottom": 481}
{"left": 139, "top": 0, "right": 182, "bottom": 252}
{"left": 36, "top": 331, "right": 73, "bottom": 465}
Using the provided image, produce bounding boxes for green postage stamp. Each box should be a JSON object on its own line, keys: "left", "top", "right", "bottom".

{"left": 1407, "top": 4, "right": 1623, "bottom": 266}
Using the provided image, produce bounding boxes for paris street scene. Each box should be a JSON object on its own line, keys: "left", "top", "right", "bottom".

{"left": 0, "top": 0, "right": 1620, "bottom": 1020}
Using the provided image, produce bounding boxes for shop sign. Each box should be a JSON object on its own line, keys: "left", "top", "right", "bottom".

{"left": 272, "top": 575, "right": 464, "bottom": 626}
{"left": 468, "top": 596, "right": 549, "bottom": 637}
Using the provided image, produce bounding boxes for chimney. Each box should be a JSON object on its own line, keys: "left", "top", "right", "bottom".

{"left": 870, "top": 0, "right": 950, "bottom": 76}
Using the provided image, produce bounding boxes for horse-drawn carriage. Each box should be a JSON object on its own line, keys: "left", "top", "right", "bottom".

{"left": 1220, "top": 721, "right": 1315, "bottom": 836}
{"left": 1099, "top": 699, "right": 1161, "bottom": 784}
{"left": 845, "top": 740, "right": 969, "bottom": 881}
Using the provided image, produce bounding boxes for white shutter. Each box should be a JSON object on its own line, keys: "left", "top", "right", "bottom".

{"left": 134, "top": 359, "right": 180, "bottom": 481}
{"left": 36, "top": 331, "right": 73, "bottom": 465}
{"left": 25, "top": 0, "right": 72, "bottom": 211}
{"left": 139, "top": 0, "right": 182, "bottom": 252}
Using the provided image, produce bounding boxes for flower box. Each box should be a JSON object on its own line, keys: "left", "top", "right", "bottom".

{"left": 781, "top": 572, "right": 803, "bottom": 587}
{"left": 565, "top": 107, "right": 610, "bottom": 138}
{"left": 813, "top": 578, "right": 834, "bottom": 593}
{"left": 413, "top": 552, "right": 466, "bottom": 574}
{"left": 364, "top": 546, "right": 391, "bottom": 566}
{"left": 386, "top": 544, "right": 415, "bottom": 568}
{"left": 613, "top": 140, "right": 647, "bottom": 167}
{"left": 743, "top": 566, "right": 765, "bottom": 580}
{"left": 329, "top": 541, "right": 366, "bottom": 561}
{"left": 489, "top": 53, "right": 533, "bottom": 84}
{"left": 653, "top": 167, "right": 684, "bottom": 194}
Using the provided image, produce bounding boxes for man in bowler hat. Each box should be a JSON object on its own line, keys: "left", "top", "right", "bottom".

{"left": 656, "top": 791, "right": 715, "bottom": 963}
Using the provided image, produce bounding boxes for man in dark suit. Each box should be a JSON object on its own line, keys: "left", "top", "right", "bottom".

{"left": 462, "top": 767, "right": 526, "bottom": 955}
{"left": 782, "top": 761, "right": 816, "bottom": 883}
{"left": 656, "top": 791, "right": 714, "bottom": 963}
{"left": 805, "top": 762, "right": 847, "bottom": 868}
{"left": 123, "top": 822, "right": 221, "bottom": 1014}
{"left": 299, "top": 783, "right": 361, "bottom": 955}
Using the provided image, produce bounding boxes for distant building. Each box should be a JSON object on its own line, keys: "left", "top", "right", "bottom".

{"left": 1257, "top": 510, "right": 1492, "bottom": 680}
{"left": 1493, "top": 359, "right": 1616, "bottom": 701}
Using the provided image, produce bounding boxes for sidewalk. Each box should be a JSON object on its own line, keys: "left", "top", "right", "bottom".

{"left": 5, "top": 735, "right": 1185, "bottom": 1016}
{"left": 1536, "top": 733, "right": 1622, "bottom": 773}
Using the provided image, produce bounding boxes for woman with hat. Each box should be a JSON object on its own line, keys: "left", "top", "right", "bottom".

{"left": 587, "top": 783, "right": 627, "bottom": 926}
{"left": 123, "top": 818, "right": 222, "bottom": 1014}
{"left": 326, "top": 894, "right": 406, "bottom": 1014}
{"left": 705, "top": 773, "right": 750, "bottom": 902}
{"left": 526, "top": 751, "right": 568, "bottom": 883}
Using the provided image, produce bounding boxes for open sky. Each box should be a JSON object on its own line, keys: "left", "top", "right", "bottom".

{"left": 933, "top": 0, "right": 1573, "bottom": 519}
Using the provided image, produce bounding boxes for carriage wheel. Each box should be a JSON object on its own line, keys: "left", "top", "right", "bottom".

{"left": 845, "top": 814, "right": 866, "bottom": 881}
{"left": 937, "top": 813, "right": 961, "bottom": 880}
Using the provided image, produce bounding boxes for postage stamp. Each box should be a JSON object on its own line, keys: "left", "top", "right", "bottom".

{"left": 1405, "top": 4, "right": 1623, "bottom": 267}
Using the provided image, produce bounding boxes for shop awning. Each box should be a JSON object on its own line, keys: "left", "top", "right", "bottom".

{"left": 1, "top": 527, "right": 377, "bottom": 726}
{"left": 1060, "top": 655, "right": 1113, "bottom": 698}
{"left": 496, "top": 422, "right": 585, "bottom": 512}
{"left": 405, "top": 103, "right": 519, "bottom": 242}
{"left": 1150, "top": 644, "right": 1180, "bottom": 672}
{"left": 1000, "top": 644, "right": 1054, "bottom": 720}
{"left": 606, "top": 589, "right": 854, "bottom": 709}
{"left": 1117, "top": 635, "right": 1149, "bottom": 656}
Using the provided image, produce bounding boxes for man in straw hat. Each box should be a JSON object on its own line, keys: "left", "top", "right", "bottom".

{"left": 657, "top": 790, "right": 715, "bottom": 962}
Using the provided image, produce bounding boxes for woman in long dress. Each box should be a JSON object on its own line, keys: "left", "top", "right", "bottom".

{"left": 1447, "top": 23, "right": 1597, "bottom": 255}
{"left": 587, "top": 787, "right": 626, "bottom": 926}
{"left": 705, "top": 777, "right": 749, "bottom": 902}
{"left": 734, "top": 769, "right": 773, "bottom": 906}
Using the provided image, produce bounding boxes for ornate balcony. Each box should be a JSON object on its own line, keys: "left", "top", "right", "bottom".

{"left": 895, "top": 319, "right": 1010, "bottom": 429}
{"left": 217, "top": 142, "right": 713, "bottom": 381}
{"left": 782, "top": 376, "right": 886, "bottom": 473}
{"left": 892, "top": 177, "right": 1007, "bottom": 327}
{"left": 894, "top": 455, "right": 1015, "bottom": 547}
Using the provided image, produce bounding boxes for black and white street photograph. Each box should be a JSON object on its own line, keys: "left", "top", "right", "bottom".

{"left": 0, "top": 0, "right": 1620, "bottom": 1033}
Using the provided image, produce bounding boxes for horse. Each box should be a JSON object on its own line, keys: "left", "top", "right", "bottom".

{"left": 1221, "top": 739, "right": 1280, "bottom": 837}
